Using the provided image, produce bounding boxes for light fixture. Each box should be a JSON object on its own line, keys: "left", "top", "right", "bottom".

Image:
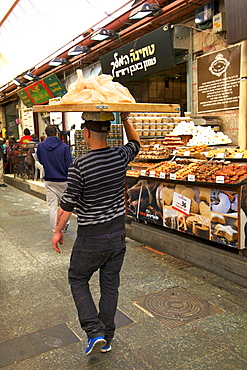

{"left": 129, "top": 3, "right": 161, "bottom": 20}
{"left": 67, "top": 45, "right": 91, "bottom": 56}
{"left": 12, "top": 78, "right": 27, "bottom": 87}
{"left": 23, "top": 71, "right": 39, "bottom": 81}
{"left": 90, "top": 28, "right": 116, "bottom": 41}
{"left": 48, "top": 57, "right": 67, "bottom": 66}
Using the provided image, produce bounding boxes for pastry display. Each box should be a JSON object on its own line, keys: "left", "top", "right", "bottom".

{"left": 145, "top": 162, "right": 183, "bottom": 177}
{"left": 126, "top": 170, "right": 141, "bottom": 177}
{"left": 162, "top": 135, "right": 184, "bottom": 149}
{"left": 136, "top": 145, "right": 171, "bottom": 159}
{"left": 176, "top": 144, "right": 208, "bottom": 156}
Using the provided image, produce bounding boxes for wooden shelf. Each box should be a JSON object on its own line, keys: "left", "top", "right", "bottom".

{"left": 33, "top": 102, "right": 180, "bottom": 113}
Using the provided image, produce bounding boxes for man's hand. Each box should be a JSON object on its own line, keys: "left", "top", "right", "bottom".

{"left": 52, "top": 232, "right": 64, "bottom": 253}
{"left": 120, "top": 112, "right": 130, "bottom": 121}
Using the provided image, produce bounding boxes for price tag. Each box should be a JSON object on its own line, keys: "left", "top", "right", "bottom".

{"left": 149, "top": 171, "right": 156, "bottom": 178}
{"left": 216, "top": 152, "right": 225, "bottom": 159}
{"left": 216, "top": 176, "right": 225, "bottom": 183}
{"left": 170, "top": 173, "right": 176, "bottom": 180}
{"left": 172, "top": 191, "right": 191, "bottom": 216}
{"left": 159, "top": 172, "right": 166, "bottom": 179}
{"left": 140, "top": 170, "right": 146, "bottom": 176}
{"left": 183, "top": 151, "right": 190, "bottom": 157}
{"left": 188, "top": 174, "right": 195, "bottom": 181}
{"left": 154, "top": 144, "right": 160, "bottom": 149}
{"left": 234, "top": 152, "right": 243, "bottom": 159}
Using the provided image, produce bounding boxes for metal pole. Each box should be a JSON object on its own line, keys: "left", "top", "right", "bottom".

{"left": 238, "top": 40, "right": 247, "bottom": 149}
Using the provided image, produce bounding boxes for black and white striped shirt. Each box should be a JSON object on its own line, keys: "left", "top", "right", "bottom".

{"left": 60, "top": 140, "right": 140, "bottom": 234}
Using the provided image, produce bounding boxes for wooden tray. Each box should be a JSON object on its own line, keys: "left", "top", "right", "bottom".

{"left": 33, "top": 102, "right": 180, "bottom": 113}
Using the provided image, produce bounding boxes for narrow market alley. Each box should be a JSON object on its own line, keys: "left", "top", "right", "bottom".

{"left": 1, "top": 184, "right": 247, "bottom": 369}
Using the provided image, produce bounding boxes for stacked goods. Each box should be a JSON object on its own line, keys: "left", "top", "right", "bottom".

{"left": 162, "top": 135, "right": 184, "bottom": 149}
{"left": 128, "top": 112, "right": 180, "bottom": 137}
{"left": 176, "top": 144, "right": 208, "bottom": 156}
{"left": 60, "top": 69, "right": 136, "bottom": 104}
{"left": 128, "top": 162, "right": 153, "bottom": 168}
{"left": 136, "top": 145, "right": 171, "bottom": 159}
{"left": 172, "top": 122, "right": 232, "bottom": 146}
{"left": 126, "top": 170, "right": 141, "bottom": 177}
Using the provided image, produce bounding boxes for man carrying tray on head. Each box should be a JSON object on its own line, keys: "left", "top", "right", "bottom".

{"left": 52, "top": 111, "right": 140, "bottom": 356}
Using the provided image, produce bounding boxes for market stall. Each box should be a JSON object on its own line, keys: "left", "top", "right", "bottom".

{"left": 126, "top": 152, "right": 247, "bottom": 250}
{"left": 33, "top": 101, "right": 246, "bottom": 251}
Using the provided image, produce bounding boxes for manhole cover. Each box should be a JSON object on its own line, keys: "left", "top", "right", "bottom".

{"left": 134, "top": 287, "right": 223, "bottom": 329}
{"left": 8, "top": 210, "right": 39, "bottom": 217}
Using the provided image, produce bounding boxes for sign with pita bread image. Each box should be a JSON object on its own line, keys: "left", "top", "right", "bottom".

{"left": 197, "top": 45, "right": 240, "bottom": 113}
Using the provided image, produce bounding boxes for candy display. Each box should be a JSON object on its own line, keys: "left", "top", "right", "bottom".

{"left": 172, "top": 121, "right": 232, "bottom": 146}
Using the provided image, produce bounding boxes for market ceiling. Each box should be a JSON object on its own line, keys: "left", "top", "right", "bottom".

{"left": 0, "top": 0, "right": 209, "bottom": 103}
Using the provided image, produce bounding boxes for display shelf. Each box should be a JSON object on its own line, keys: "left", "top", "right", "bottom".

{"left": 126, "top": 175, "right": 245, "bottom": 249}
{"left": 33, "top": 103, "right": 180, "bottom": 113}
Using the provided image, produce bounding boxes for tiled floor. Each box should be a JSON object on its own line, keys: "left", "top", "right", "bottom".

{"left": 1, "top": 184, "right": 247, "bottom": 369}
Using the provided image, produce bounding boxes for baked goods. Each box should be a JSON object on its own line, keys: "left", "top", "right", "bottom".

{"left": 214, "top": 225, "right": 238, "bottom": 242}
{"left": 162, "top": 187, "right": 174, "bottom": 206}
{"left": 211, "top": 213, "right": 226, "bottom": 224}
{"left": 181, "top": 188, "right": 195, "bottom": 199}
{"left": 199, "top": 201, "right": 211, "bottom": 218}
{"left": 61, "top": 69, "right": 136, "bottom": 104}
{"left": 190, "top": 199, "right": 199, "bottom": 214}
{"left": 211, "top": 192, "right": 231, "bottom": 214}
{"left": 199, "top": 189, "right": 210, "bottom": 204}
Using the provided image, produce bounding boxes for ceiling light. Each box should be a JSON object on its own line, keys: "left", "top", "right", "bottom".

{"left": 23, "top": 71, "right": 39, "bottom": 81}
{"left": 90, "top": 28, "right": 116, "bottom": 41}
{"left": 48, "top": 57, "right": 67, "bottom": 66}
{"left": 129, "top": 3, "right": 161, "bottom": 20}
{"left": 67, "top": 45, "right": 91, "bottom": 56}
{"left": 12, "top": 78, "right": 27, "bottom": 87}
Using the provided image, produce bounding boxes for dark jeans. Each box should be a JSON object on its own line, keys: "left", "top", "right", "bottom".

{"left": 68, "top": 230, "right": 126, "bottom": 343}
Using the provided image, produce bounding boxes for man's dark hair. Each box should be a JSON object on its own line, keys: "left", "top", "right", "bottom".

{"left": 45, "top": 125, "right": 57, "bottom": 137}
{"left": 24, "top": 128, "right": 31, "bottom": 135}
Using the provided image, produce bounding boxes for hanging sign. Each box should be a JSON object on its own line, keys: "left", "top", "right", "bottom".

{"left": 17, "top": 73, "right": 66, "bottom": 106}
{"left": 100, "top": 25, "right": 175, "bottom": 83}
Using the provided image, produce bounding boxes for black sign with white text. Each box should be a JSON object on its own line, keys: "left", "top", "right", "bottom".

{"left": 100, "top": 25, "right": 175, "bottom": 83}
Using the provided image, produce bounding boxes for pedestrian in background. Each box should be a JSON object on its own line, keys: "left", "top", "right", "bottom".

{"left": 0, "top": 138, "right": 7, "bottom": 187}
{"left": 37, "top": 125, "right": 72, "bottom": 231}
{"left": 52, "top": 112, "right": 140, "bottom": 356}
{"left": 20, "top": 128, "right": 33, "bottom": 146}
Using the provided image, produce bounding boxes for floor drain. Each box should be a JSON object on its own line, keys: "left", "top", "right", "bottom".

{"left": 134, "top": 286, "right": 224, "bottom": 329}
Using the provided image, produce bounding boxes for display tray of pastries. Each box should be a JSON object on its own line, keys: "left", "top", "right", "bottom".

{"left": 126, "top": 170, "right": 141, "bottom": 177}
{"left": 176, "top": 144, "right": 208, "bottom": 156}
{"left": 135, "top": 145, "right": 171, "bottom": 161}
{"left": 206, "top": 148, "right": 247, "bottom": 160}
{"left": 135, "top": 159, "right": 247, "bottom": 185}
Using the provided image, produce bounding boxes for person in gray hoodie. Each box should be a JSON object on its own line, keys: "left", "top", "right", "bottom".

{"left": 37, "top": 125, "right": 72, "bottom": 231}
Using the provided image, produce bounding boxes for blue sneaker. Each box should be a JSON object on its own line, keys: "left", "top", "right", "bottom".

{"left": 85, "top": 336, "right": 106, "bottom": 356}
{"left": 101, "top": 344, "right": 112, "bottom": 353}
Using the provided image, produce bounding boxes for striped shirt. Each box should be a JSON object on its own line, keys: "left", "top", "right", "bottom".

{"left": 60, "top": 140, "right": 140, "bottom": 234}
